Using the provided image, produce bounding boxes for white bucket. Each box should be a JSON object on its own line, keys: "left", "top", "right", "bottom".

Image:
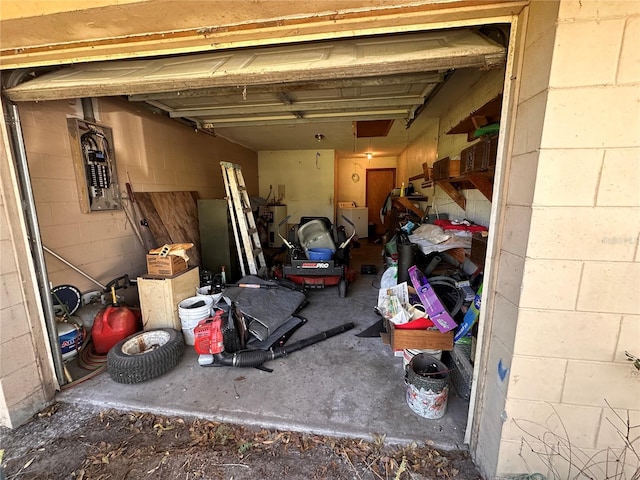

{"left": 402, "top": 348, "right": 442, "bottom": 368}
{"left": 196, "top": 285, "right": 224, "bottom": 305}
{"left": 178, "top": 296, "right": 214, "bottom": 345}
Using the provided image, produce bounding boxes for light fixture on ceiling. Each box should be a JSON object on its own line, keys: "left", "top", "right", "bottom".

{"left": 366, "top": 138, "right": 373, "bottom": 161}
{"left": 314, "top": 133, "right": 324, "bottom": 142}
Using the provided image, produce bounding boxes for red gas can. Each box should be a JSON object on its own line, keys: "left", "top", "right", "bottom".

{"left": 92, "top": 306, "right": 141, "bottom": 354}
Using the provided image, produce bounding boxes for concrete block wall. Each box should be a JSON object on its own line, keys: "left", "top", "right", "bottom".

{"left": 0, "top": 107, "right": 57, "bottom": 428}
{"left": 17, "top": 98, "right": 258, "bottom": 293}
{"left": 0, "top": 96, "right": 257, "bottom": 427}
{"left": 0, "top": 193, "right": 51, "bottom": 427}
{"left": 397, "top": 118, "right": 439, "bottom": 190}
{"left": 492, "top": 1, "right": 640, "bottom": 477}
{"left": 431, "top": 67, "right": 506, "bottom": 227}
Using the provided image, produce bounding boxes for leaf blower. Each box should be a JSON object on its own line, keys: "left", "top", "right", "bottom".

{"left": 194, "top": 309, "right": 354, "bottom": 369}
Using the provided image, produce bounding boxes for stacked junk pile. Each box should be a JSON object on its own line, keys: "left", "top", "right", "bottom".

{"left": 374, "top": 213, "right": 488, "bottom": 420}
{"left": 53, "top": 240, "right": 355, "bottom": 389}
{"left": 51, "top": 159, "right": 484, "bottom": 425}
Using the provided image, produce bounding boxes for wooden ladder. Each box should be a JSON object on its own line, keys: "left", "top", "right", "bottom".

{"left": 220, "top": 162, "right": 266, "bottom": 276}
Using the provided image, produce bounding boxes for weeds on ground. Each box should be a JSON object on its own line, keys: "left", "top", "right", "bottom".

{"left": 513, "top": 400, "right": 639, "bottom": 480}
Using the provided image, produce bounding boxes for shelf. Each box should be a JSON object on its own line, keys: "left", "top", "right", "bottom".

{"left": 446, "top": 94, "right": 502, "bottom": 141}
{"left": 435, "top": 170, "right": 494, "bottom": 210}
{"left": 391, "top": 196, "right": 428, "bottom": 218}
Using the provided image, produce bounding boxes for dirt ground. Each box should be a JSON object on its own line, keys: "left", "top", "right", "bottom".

{"left": 0, "top": 402, "right": 482, "bottom": 480}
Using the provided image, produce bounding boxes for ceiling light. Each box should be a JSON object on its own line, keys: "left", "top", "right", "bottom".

{"left": 314, "top": 133, "right": 324, "bottom": 142}
{"left": 367, "top": 152, "right": 373, "bottom": 160}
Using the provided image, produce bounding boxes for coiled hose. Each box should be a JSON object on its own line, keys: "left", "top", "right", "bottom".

{"left": 427, "top": 275, "right": 464, "bottom": 318}
{"left": 204, "top": 322, "right": 355, "bottom": 368}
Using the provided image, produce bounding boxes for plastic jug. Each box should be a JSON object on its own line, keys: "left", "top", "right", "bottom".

{"left": 92, "top": 306, "right": 140, "bottom": 354}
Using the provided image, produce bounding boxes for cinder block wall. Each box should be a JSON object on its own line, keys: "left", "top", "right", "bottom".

{"left": 0, "top": 96, "right": 257, "bottom": 427}
{"left": 0, "top": 105, "right": 57, "bottom": 428}
{"left": 16, "top": 97, "right": 258, "bottom": 293}
{"left": 490, "top": 1, "right": 640, "bottom": 477}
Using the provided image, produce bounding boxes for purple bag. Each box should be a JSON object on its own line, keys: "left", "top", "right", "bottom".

{"left": 408, "top": 266, "right": 457, "bottom": 333}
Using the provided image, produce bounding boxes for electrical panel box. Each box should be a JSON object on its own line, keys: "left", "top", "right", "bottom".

{"left": 67, "top": 118, "right": 121, "bottom": 213}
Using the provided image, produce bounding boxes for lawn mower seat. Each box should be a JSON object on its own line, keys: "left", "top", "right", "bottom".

{"left": 297, "top": 217, "right": 337, "bottom": 253}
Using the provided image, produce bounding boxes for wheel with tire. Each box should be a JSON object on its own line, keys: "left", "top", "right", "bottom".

{"left": 107, "top": 329, "right": 185, "bottom": 384}
{"left": 338, "top": 279, "right": 347, "bottom": 298}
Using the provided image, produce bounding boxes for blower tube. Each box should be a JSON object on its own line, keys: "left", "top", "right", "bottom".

{"left": 204, "top": 322, "right": 355, "bottom": 368}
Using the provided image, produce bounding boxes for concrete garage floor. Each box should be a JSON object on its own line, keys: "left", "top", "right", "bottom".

{"left": 58, "top": 241, "right": 470, "bottom": 450}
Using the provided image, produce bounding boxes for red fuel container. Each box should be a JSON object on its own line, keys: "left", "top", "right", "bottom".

{"left": 92, "top": 306, "right": 141, "bottom": 354}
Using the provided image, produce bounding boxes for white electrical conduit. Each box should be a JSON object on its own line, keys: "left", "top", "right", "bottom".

{"left": 42, "top": 245, "right": 107, "bottom": 290}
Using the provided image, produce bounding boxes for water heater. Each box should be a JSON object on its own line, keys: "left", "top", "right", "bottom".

{"left": 264, "top": 205, "right": 288, "bottom": 247}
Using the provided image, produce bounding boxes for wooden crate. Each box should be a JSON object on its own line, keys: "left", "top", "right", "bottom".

{"left": 470, "top": 233, "right": 488, "bottom": 268}
{"left": 484, "top": 135, "right": 499, "bottom": 169}
{"left": 460, "top": 140, "right": 490, "bottom": 174}
{"left": 382, "top": 319, "right": 454, "bottom": 351}
{"left": 138, "top": 266, "right": 200, "bottom": 330}
{"left": 432, "top": 157, "right": 461, "bottom": 180}
{"left": 460, "top": 145, "right": 474, "bottom": 175}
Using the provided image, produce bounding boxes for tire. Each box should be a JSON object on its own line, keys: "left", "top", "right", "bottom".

{"left": 107, "top": 329, "right": 185, "bottom": 384}
{"left": 338, "top": 279, "right": 347, "bottom": 298}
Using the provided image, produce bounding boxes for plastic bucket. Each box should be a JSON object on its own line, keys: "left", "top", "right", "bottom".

{"left": 307, "top": 248, "right": 334, "bottom": 260}
{"left": 178, "top": 296, "right": 214, "bottom": 345}
{"left": 196, "top": 285, "right": 224, "bottom": 305}
{"left": 405, "top": 353, "right": 449, "bottom": 419}
{"left": 402, "top": 348, "right": 442, "bottom": 368}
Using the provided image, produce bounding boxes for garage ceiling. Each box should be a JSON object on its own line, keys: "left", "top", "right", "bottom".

{"left": 4, "top": 29, "right": 506, "bottom": 157}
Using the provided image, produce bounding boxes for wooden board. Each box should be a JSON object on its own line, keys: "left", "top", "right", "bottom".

{"left": 136, "top": 191, "right": 202, "bottom": 266}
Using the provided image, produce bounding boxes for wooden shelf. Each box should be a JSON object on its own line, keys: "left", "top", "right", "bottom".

{"left": 391, "top": 196, "right": 428, "bottom": 218}
{"left": 435, "top": 170, "right": 494, "bottom": 210}
{"left": 446, "top": 94, "right": 502, "bottom": 141}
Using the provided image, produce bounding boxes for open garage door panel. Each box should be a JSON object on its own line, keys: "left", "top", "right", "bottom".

{"left": 4, "top": 29, "right": 505, "bottom": 132}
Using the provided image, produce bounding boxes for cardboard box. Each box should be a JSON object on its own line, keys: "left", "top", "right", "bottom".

{"left": 381, "top": 319, "right": 454, "bottom": 351}
{"left": 146, "top": 254, "right": 188, "bottom": 276}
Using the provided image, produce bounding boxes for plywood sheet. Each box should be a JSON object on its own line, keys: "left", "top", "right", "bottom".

{"left": 136, "top": 191, "right": 201, "bottom": 266}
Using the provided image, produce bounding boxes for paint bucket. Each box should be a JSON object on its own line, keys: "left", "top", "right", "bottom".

{"left": 178, "top": 296, "right": 214, "bottom": 345}
{"left": 405, "top": 353, "right": 449, "bottom": 419}
{"left": 402, "top": 348, "right": 442, "bottom": 368}
{"left": 196, "top": 285, "right": 224, "bottom": 305}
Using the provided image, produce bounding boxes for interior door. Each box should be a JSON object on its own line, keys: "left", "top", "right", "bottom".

{"left": 366, "top": 168, "right": 396, "bottom": 237}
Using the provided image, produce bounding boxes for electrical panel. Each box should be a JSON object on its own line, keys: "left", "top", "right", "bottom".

{"left": 67, "top": 118, "right": 121, "bottom": 212}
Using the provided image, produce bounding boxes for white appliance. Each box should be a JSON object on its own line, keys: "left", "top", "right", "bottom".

{"left": 261, "top": 205, "right": 288, "bottom": 247}
{"left": 337, "top": 206, "right": 368, "bottom": 238}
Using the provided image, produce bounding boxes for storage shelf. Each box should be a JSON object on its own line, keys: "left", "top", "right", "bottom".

{"left": 435, "top": 169, "right": 494, "bottom": 210}
{"left": 391, "top": 196, "right": 428, "bottom": 218}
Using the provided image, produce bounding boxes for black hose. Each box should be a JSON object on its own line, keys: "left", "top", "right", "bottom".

{"left": 428, "top": 275, "right": 464, "bottom": 317}
{"left": 205, "top": 322, "right": 355, "bottom": 368}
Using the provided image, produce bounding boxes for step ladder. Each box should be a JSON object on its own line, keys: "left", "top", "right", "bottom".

{"left": 220, "top": 162, "right": 266, "bottom": 277}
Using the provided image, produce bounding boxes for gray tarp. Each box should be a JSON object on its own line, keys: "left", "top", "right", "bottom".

{"left": 222, "top": 276, "right": 306, "bottom": 341}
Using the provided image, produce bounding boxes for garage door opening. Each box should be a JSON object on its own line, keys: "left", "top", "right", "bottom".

{"left": 2, "top": 24, "right": 513, "bottom": 453}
